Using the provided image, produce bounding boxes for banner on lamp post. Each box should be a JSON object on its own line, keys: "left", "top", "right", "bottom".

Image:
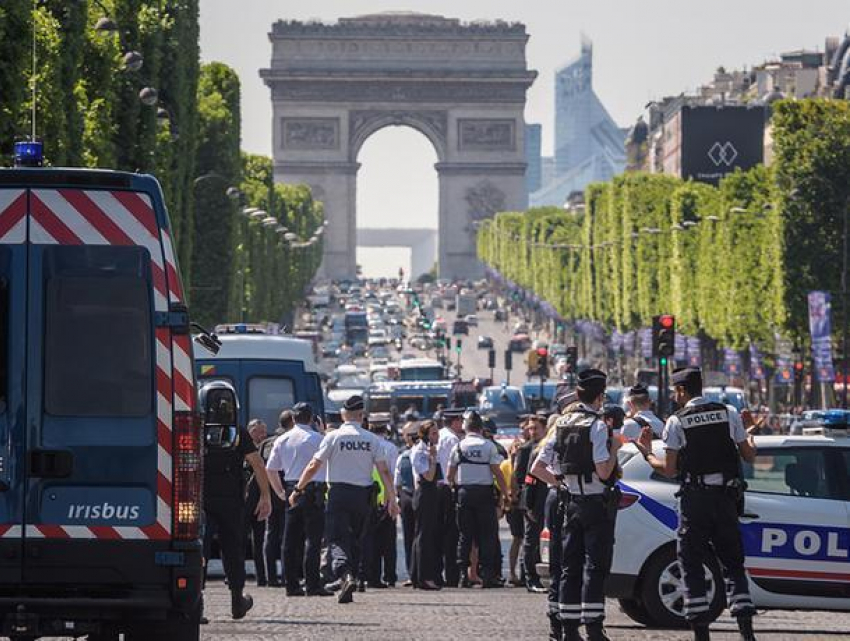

{"left": 807, "top": 291, "right": 836, "bottom": 383}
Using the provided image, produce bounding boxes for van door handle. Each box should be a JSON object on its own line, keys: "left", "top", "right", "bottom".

{"left": 740, "top": 511, "right": 760, "bottom": 520}
{"left": 28, "top": 450, "right": 74, "bottom": 478}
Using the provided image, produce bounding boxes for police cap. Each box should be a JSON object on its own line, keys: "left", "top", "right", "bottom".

{"left": 343, "top": 395, "right": 365, "bottom": 411}
{"left": 627, "top": 383, "right": 650, "bottom": 399}
{"left": 441, "top": 408, "right": 465, "bottom": 422}
{"left": 577, "top": 368, "right": 607, "bottom": 396}
{"left": 555, "top": 390, "right": 578, "bottom": 412}
{"left": 671, "top": 367, "right": 702, "bottom": 388}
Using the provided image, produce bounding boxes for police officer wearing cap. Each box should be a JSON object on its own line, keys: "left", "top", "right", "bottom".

{"left": 200, "top": 381, "right": 272, "bottom": 620}
{"left": 635, "top": 367, "right": 758, "bottom": 641}
{"left": 621, "top": 384, "right": 664, "bottom": 441}
{"left": 394, "top": 422, "right": 419, "bottom": 580}
{"left": 435, "top": 408, "right": 464, "bottom": 586}
{"left": 447, "top": 410, "right": 509, "bottom": 589}
{"left": 531, "top": 369, "right": 621, "bottom": 641}
{"left": 266, "top": 402, "right": 331, "bottom": 597}
{"left": 289, "top": 395, "right": 399, "bottom": 604}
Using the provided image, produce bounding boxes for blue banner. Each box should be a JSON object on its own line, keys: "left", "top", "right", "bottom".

{"left": 639, "top": 329, "right": 653, "bottom": 360}
{"left": 723, "top": 348, "right": 742, "bottom": 378}
{"left": 808, "top": 291, "right": 836, "bottom": 382}
{"left": 749, "top": 344, "right": 766, "bottom": 381}
{"left": 686, "top": 336, "right": 701, "bottom": 367}
{"left": 674, "top": 333, "right": 687, "bottom": 364}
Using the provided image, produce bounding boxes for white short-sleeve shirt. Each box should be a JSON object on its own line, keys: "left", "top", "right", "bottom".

{"left": 266, "top": 424, "right": 323, "bottom": 482}
{"left": 449, "top": 433, "right": 503, "bottom": 486}
{"left": 314, "top": 422, "right": 387, "bottom": 487}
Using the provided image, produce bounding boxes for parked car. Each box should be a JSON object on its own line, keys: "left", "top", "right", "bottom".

{"left": 452, "top": 319, "right": 469, "bottom": 335}
{"left": 477, "top": 335, "right": 494, "bottom": 350}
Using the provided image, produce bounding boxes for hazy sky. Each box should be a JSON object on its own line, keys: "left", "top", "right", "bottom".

{"left": 200, "top": 0, "right": 849, "bottom": 274}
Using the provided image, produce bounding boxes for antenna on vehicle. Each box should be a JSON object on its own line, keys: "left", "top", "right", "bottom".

{"left": 13, "top": 0, "right": 44, "bottom": 168}
{"left": 30, "top": 0, "right": 37, "bottom": 140}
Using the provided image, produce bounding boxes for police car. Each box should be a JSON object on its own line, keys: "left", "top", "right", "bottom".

{"left": 0, "top": 143, "right": 203, "bottom": 639}
{"left": 608, "top": 430, "right": 850, "bottom": 627}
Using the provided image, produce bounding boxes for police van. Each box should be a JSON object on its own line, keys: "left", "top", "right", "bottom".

{"left": 0, "top": 145, "right": 203, "bottom": 639}
{"left": 194, "top": 325, "right": 324, "bottom": 434}
{"left": 608, "top": 432, "right": 850, "bottom": 627}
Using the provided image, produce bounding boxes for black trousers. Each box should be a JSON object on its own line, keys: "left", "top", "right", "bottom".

{"left": 203, "top": 498, "right": 247, "bottom": 594}
{"left": 558, "top": 495, "right": 615, "bottom": 625}
{"left": 283, "top": 482, "right": 325, "bottom": 592}
{"left": 368, "top": 510, "right": 398, "bottom": 584}
{"left": 244, "top": 485, "right": 267, "bottom": 585}
{"left": 437, "top": 484, "right": 460, "bottom": 586}
{"left": 398, "top": 488, "right": 416, "bottom": 575}
{"left": 678, "top": 487, "right": 755, "bottom": 624}
{"left": 264, "top": 493, "right": 287, "bottom": 585}
{"left": 410, "top": 482, "right": 441, "bottom": 585}
{"left": 325, "top": 483, "right": 372, "bottom": 580}
{"left": 545, "top": 487, "right": 564, "bottom": 621}
{"left": 522, "top": 508, "right": 544, "bottom": 583}
{"left": 456, "top": 486, "right": 499, "bottom": 582}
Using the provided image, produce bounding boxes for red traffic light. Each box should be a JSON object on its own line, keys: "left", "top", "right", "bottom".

{"left": 659, "top": 315, "right": 675, "bottom": 329}
{"left": 537, "top": 348, "right": 548, "bottom": 357}
{"left": 794, "top": 361, "right": 804, "bottom": 372}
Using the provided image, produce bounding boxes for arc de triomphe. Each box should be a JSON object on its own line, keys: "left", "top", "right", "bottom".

{"left": 261, "top": 12, "right": 537, "bottom": 279}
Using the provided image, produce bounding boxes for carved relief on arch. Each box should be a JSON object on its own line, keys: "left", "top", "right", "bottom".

{"left": 465, "top": 180, "right": 506, "bottom": 222}
{"left": 349, "top": 109, "right": 448, "bottom": 160}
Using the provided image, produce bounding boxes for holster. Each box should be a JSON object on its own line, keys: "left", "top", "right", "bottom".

{"left": 603, "top": 484, "right": 622, "bottom": 520}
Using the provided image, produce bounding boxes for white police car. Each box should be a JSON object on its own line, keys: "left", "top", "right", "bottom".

{"left": 608, "top": 430, "right": 850, "bottom": 627}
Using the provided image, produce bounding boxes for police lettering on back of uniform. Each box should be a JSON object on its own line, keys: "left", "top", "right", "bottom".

{"left": 636, "top": 367, "right": 758, "bottom": 641}
{"left": 289, "top": 395, "right": 399, "bottom": 605}
{"left": 530, "top": 369, "right": 621, "bottom": 641}
{"left": 200, "top": 381, "right": 272, "bottom": 621}
{"left": 447, "top": 410, "right": 509, "bottom": 589}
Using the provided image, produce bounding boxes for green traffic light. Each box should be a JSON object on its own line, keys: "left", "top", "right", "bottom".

{"left": 660, "top": 357, "right": 668, "bottom": 367}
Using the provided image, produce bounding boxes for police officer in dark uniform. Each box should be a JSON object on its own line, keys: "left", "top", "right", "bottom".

{"left": 447, "top": 410, "right": 509, "bottom": 589}
{"left": 531, "top": 370, "right": 621, "bottom": 641}
{"left": 200, "top": 381, "right": 272, "bottom": 620}
{"left": 635, "top": 367, "right": 758, "bottom": 641}
{"left": 289, "top": 395, "right": 399, "bottom": 604}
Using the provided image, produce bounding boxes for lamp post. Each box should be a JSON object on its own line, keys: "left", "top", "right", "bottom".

{"left": 843, "top": 195, "right": 849, "bottom": 408}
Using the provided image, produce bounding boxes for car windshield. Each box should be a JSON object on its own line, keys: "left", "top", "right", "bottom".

{"left": 482, "top": 388, "right": 527, "bottom": 412}
{"left": 704, "top": 389, "right": 746, "bottom": 411}
{"left": 367, "top": 395, "right": 393, "bottom": 413}
{"left": 337, "top": 374, "right": 370, "bottom": 389}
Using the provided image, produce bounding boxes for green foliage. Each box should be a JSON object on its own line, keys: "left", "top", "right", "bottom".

{"left": 479, "top": 101, "right": 850, "bottom": 351}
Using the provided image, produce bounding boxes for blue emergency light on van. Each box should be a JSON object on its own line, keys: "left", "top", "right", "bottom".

{"left": 13, "top": 140, "right": 44, "bottom": 167}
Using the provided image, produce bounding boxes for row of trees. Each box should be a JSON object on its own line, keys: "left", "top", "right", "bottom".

{"left": 0, "top": 3, "right": 322, "bottom": 326}
{"left": 478, "top": 99, "right": 850, "bottom": 353}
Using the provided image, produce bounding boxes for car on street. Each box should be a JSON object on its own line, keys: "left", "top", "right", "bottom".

{"left": 509, "top": 333, "right": 531, "bottom": 352}
{"left": 478, "top": 384, "right": 529, "bottom": 431}
{"left": 605, "top": 431, "right": 850, "bottom": 628}
{"left": 477, "top": 335, "right": 494, "bottom": 350}
{"left": 464, "top": 314, "right": 479, "bottom": 327}
{"left": 452, "top": 319, "right": 469, "bottom": 335}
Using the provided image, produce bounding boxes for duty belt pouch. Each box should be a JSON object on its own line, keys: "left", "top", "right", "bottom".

{"left": 729, "top": 478, "right": 747, "bottom": 516}
{"left": 603, "top": 485, "right": 622, "bottom": 520}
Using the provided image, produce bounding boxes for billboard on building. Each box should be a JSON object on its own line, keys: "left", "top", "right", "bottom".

{"left": 678, "top": 105, "right": 765, "bottom": 185}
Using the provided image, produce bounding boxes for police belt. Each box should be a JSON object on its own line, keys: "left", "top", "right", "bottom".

{"left": 565, "top": 493, "right": 606, "bottom": 502}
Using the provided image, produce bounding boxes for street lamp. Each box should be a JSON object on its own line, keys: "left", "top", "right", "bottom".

{"left": 261, "top": 216, "right": 278, "bottom": 228}
{"left": 139, "top": 87, "right": 158, "bottom": 106}
{"left": 250, "top": 209, "right": 268, "bottom": 221}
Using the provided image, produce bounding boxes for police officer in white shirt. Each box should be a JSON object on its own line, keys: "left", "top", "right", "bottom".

{"left": 447, "top": 410, "right": 509, "bottom": 589}
{"left": 266, "top": 402, "right": 330, "bottom": 597}
{"left": 365, "top": 421, "right": 400, "bottom": 588}
{"left": 435, "top": 409, "right": 464, "bottom": 586}
{"left": 290, "top": 395, "right": 398, "bottom": 604}
{"left": 620, "top": 384, "right": 664, "bottom": 441}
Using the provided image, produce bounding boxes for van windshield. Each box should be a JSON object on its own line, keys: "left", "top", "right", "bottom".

{"left": 248, "top": 377, "right": 295, "bottom": 432}
{"left": 45, "top": 266, "right": 152, "bottom": 417}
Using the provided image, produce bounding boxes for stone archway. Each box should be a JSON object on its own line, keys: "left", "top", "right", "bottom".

{"left": 261, "top": 12, "right": 537, "bottom": 279}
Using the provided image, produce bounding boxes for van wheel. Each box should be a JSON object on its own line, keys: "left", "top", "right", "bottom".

{"left": 617, "top": 598, "right": 653, "bottom": 626}
{"left": 639, "top": 547, "right": 723, "bottom": 628}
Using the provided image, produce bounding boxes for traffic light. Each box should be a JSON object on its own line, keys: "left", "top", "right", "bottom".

{"left": 455, "top": 338, "right": 462, "bottom": 354}
{"left": 504, "top": 350, "right": 513, "bottom": 371}
{"left": 794, "top": 360, "right": 804, "bottom": 374}
{"left": 445, "top": 337, "right": 452, "bottom": 351}
{"left": 535, "top": 346, "right": 549, "bottom": 378}
{"left": 653, "top": 314, "right": 676, "bottom": 360}
{"left": 566, "top": 346, "right": 578, "bottom": 372}
{"left": 488, "top": 349, "right": 496, "bottom": 369}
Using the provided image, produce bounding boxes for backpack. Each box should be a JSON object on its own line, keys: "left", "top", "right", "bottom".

{"left": 553, "top": 409, "right": 599, "bottom": 482}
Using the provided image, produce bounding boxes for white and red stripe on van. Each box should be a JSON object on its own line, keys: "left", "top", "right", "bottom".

{"left": 0, "top": 188, "right": 192, "bottom": 541}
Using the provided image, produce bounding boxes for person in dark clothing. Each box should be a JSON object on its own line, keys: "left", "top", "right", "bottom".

{"left": 409, "top": 420, "right": 442, "bottom": 590}
{"left": 245, "top": 419, "right": 271, "bottom": 586}
{"left": 201, "top": 382, "right": 272, "bottom": 620}
{"left": 514, "top": 415, "right": 548, "bottom": 593}
{"left": 262, "top": 410, "right": 293, "bottom": 587}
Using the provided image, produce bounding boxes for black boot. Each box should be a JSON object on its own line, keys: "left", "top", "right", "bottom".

{"left": 547, "top": 615, "right": 562, "bottom": 641}
{"left": 230, "top": 592, "right": 253, "bottom": 620}
{"left": 585, "top": 621, "right": 611, "bottom": 641}
{"left": 737, "top": 616, "right": 757, "bottom": 641}
{"left": 460, "top": 570, "right": 474, "bottom": 588}
{"left": 692, "top": 625, "right": 711, "bottom": 641}
{"left": 562, "top": 621, "right": 584, "bottom": 641}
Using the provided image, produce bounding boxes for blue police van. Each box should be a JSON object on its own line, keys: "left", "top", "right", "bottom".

{"left": 194, "top": 324, "right": 325, "bottom": 433}
{"left": 0, "top": 143, "right": 203, "bottom": 640}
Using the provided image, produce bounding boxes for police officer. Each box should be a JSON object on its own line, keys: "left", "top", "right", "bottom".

{"left": 245, "top": 419, "right": 270, "bottom": 587}
{"left": 200, "top": 381, "right": 272, "bottom": 620}
{"left": 259, "top": 410, "right": 291, "bottom": 588}
{"left": 289, "top": 395, "right": 399, "bottom": 604}
{"left": 514, "top": 415, "right": 548, "bottom": 593}
{"left": 266, "top": 403, "right": 331, "bottom": 597}
{"left": 394, "top": 422, "right": 419, "bottom": 581}
{"left": 447, "top": 410, "right": 509, "bottom": 589}
{"left": 435, "top": 409, "right": 464, "bottom": 586}
{"left": 530, "top": 370, "right": 621, "bottom": 641}
{"left": 635, "top": 367, "right": 758, "bottom": 641}
{"left": 621, "top": 383, "right": 664, "bottom": 440}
